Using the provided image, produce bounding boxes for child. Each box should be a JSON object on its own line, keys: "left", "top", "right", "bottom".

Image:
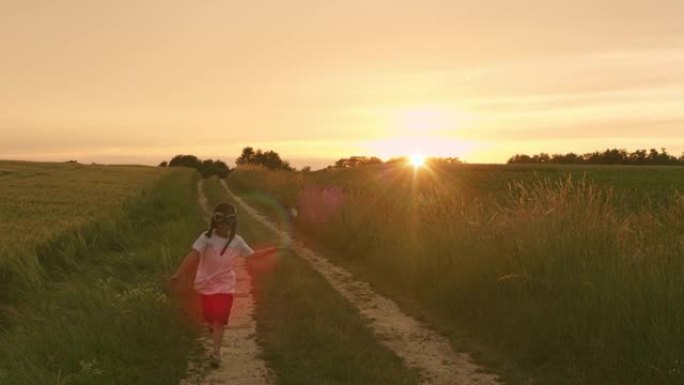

{"left": 169, "top": 202, "right": 280, "bottom": 368}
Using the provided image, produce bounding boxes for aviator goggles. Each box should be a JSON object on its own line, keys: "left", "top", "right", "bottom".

{"left": 212, "top": 212, "right": 237, "bottom": 224}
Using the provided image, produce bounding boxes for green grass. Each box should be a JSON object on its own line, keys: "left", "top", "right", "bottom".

{"left": 202, "top": 176, "right": 420, "bottom": 385}
{"left": 0, "top": 162, "right": 207, "bottom": 385}
{"left": 228, "top": 163, "right": 684, "bottom": 385}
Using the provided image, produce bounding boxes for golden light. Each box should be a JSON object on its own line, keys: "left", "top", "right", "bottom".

{"left": 363, "top": 136, "right": 480, "bottom": 162}
{"left": 409, "top": 154, "right": 425, "bottom": 168}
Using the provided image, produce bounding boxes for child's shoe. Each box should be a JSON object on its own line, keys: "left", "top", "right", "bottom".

{"left": 209, "top": 352, "right": 220, "bottom": 368}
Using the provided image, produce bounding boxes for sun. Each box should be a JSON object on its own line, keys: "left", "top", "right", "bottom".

{"left": 409, "top": 154, "right": 425, "bottom": 168}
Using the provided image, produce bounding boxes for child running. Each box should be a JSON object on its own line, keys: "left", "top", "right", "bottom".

{"left": 169, "top": 202, "right": 280, "bottom": 368}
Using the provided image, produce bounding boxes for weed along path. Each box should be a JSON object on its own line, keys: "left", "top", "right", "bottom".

{"left": 220, "top": 180, "right": 501, "bottom": 385}
{"left": 181, "top": 180, "right": 274, "bottom": 385}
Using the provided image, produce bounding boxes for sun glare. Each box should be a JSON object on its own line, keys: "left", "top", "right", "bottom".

{"left": 409, "top": 154, "right": 425, "bottom": 168}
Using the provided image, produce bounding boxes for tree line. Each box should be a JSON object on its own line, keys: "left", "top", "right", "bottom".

{"left": 235, "top": 147, "right": 293, "bottom": 170}
{"left": 508, "top": 148, "right": 684, "bottom": 165}
{"left": 160, "top": 146, "right": 684, "bottom": 178}
{"left": 158, "top": 147, "right": 294, "bottom": 178}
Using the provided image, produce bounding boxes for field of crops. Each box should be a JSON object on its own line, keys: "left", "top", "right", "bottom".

{"left": 0, "top": 161, "right": 165, "bottom": 294}
{"left": 229, "top": 163, "right": 684, "bottom": 385}
{"left": 0, "top": 161, "right": 202, "bottom": 385}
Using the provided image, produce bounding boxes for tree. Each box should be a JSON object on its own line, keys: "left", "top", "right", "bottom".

{"left": 169, "top": 155, "right": 201, "bottom": 169}
{"left": 236, "top": 147, "right": 255, "bottom": 165}
{"left": 531, "top": 153, "right": 551, "bottom": 163}
{"left": 334, "top": 156, "right": 383, "bottom": 168}
{"left": 600, "top": 148, "right": 628, "bottom": 164}
{"left": 507, "top": 154, "right": 532, "bottom": 164}
{"left": 158, "top": 161, "right": 168, "bottom": 167}
{"left": 629, "top": 149, "right": 647, "bottom": 165}
{"left": 235, "top": 147, "right": 293, "bottom": 170}
{"left": 166, "top": 155, "right": 231, "bottom": 178}
{"left": 198, "top": 159, "right": 230, "bottom": 178}
{"left": 550, "top": 152, "right": 582, "bottom": 164}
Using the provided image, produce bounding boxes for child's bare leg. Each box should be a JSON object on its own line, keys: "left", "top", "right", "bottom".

{"left": 212, "top": 321, "right": 225, "bottom": 356}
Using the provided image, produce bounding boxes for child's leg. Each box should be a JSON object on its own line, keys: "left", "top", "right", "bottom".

{"left": 201, "top": 293, "right": 233, "bottom": 364}
{"left": 212, "top": 321, "right": 225, "bottom": 355}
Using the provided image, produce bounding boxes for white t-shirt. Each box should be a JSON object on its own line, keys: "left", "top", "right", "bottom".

{"left": 191, "top": 232, "right": 255, "bottom": 294}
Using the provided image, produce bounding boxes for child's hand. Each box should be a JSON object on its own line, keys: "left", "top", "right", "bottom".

{"left": 256, "top": 246, "right": 286, "bottom": 257}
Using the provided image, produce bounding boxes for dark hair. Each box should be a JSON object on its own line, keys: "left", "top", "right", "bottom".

{"left": 205, "top": 202, "right": 237, "bottom": 256}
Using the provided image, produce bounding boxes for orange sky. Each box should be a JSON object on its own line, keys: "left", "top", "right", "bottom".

{"left": 2, "top": 0, "right": 683, "bottom": 169}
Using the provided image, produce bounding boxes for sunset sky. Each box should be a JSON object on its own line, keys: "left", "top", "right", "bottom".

{"left": 2, "top": 0, "right": 683, "bottom": 169}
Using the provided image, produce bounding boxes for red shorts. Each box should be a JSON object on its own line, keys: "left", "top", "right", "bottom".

{"left": 200, "top": 294, "right": 234, "bottom": 325}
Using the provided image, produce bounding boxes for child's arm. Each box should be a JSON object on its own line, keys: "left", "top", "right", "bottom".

{"left": 250, "top": 246, "right": 286, "bottom": 259}
{"left": 169, "top": 249, "right": 200, "bottom": 282}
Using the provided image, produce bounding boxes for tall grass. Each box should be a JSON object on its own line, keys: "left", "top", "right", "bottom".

{"left": 229, "top": 164, "right": 684, "bottom": 384}
{"left": 0, "top": 164, "right": 206, "bottom": 385}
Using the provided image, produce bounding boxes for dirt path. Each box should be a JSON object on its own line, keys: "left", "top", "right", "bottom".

{"left": 221, "top": 180, "right": 502, "bottom": 385}
{"left": 181, "top": 180, "right": 274, "bottom": 385}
